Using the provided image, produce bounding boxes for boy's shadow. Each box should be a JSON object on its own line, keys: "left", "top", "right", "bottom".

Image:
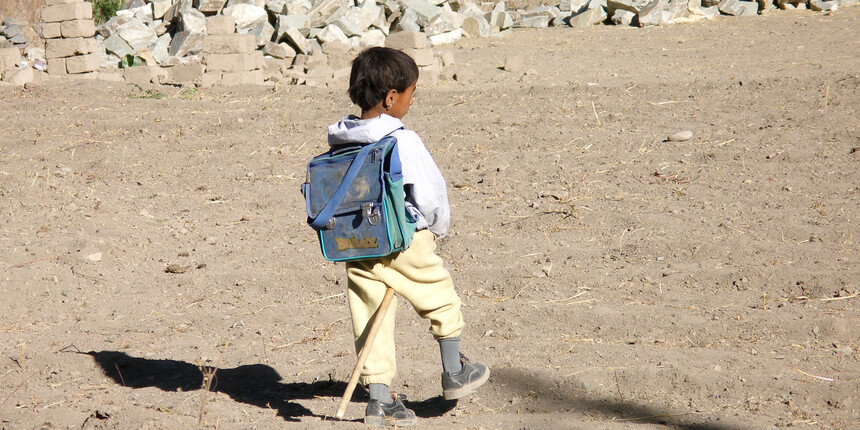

{"left": 87, "top": 350, "right": 456, "bottom": 421}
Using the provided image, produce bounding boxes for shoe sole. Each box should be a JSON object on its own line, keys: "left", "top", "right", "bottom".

{"left": 442, "top": 366, "right": 490, "bottom": 400}
{"left": 364, "top": 415, "right": 418, "bottom": 428}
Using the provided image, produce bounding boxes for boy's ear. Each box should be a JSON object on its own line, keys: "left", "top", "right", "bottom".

{"left": 384, "top": 89, "right": 398, "bottom": 109}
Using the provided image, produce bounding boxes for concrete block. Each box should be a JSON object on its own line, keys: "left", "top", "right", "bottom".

{"left": 38, "top": 22, "right": 62, "bottom": 39}
{"left": 41, "top": 2, "right": 93, "bottom": 23}
{"left": 198, "top": 0, "right": 228, "bottom": 13}
{"left": 60, "top": 19, "right": 96, "bottom": 38}
{"left": 45, "top": 0, "right": 85, "bottom": 5}
{"left": 97, "top": 69, "right": 125, "bottom": 82}
{"left": 65, "top": 53, "right": 99, "bottom": 74}
{"left": 221, "top": 69, "right": 263, "bottom": 85}
{"left": 205, "top": 52, "right": 264, "bottom": 72}
{"left": 385, "top": 31, "right": 427, "bottom": 49}
{"left": 168, "top": 31, "right": 204, "bottom": 57}
{"left": 2, "top": 65, "right": 34, "bottom": 85}
{"left": 401, "top": 47, "right": 434, "bottom": 66}
{"left": 165, "top": 63, "right": 205, "bottom": 86}
{"left": 123, "top": 65, "right": 158, "bottom": 85}
{"left": 206, "top": 15, "right": 236, "bottom": 35}
{"left": 47, "top": 57, "right": 67, "bottom": 75}
{"left": 201, "top": 71, "right": 222, "bottom": 88}
{"left": 46, "top": 37, "right": 99, "bottom": 59}
{"left": 203, "top": 34, "right": 256, "bottom": 54}
{"left": 418, "top": 62, "right": 439, "bottom": 83}
{"left": 0, "top": 47, "right": 22, "bottom": 72}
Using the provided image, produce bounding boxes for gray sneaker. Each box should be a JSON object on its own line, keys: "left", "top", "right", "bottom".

{"left": 364, "top": 394, "right": 418, "bottom": 427}
{"left": 441, "top": 353, "right": 490, "bottom": 400}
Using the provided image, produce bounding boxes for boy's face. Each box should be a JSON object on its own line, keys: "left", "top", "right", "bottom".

{"left": 387, "top": 82, "right": 416, "bottom": 119}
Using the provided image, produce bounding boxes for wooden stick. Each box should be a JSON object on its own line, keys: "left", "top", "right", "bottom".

{"left": 336, "top": 287, "right": 396, "bottom": 419}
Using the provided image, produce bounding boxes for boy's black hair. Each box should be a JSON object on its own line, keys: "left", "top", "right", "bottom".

{"left": 349, "top": 47, "right": 419, "bottom": 112}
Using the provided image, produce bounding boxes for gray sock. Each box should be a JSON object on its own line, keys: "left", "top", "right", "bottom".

{"left": 439, "top": 337, "right": 463, "bottom": 374}
{"left": 368, "top": 383, "right": 391, "bottom": 403}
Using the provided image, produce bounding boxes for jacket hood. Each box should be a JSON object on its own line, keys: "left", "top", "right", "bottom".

{"left": 327, "top": 114, "right": 404, "bottom": 147}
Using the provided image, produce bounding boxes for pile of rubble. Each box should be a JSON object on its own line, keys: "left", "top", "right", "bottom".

{"left": 1, "top": 18, "right": 31, "bottom": 49}
{"left": 1, "top": 0, "right": 857, "bottom": 87}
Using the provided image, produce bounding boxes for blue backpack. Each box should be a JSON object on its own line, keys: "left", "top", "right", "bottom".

{"left": 302, "top": 136, "right": 417, "bottom": 262}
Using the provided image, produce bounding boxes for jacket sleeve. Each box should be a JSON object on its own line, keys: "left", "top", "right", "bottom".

{"left": 393, "top": 129, "right": 451, "bottom": 238}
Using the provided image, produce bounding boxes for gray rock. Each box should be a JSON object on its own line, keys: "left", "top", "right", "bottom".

{"left": 397, "top": 8, "right": 422, "bottom": 32}
{"left": 104, "top": 33, "right": 134, "bottom": 58}
{"left": 288, "top": 0, "right": 314, "bottom": 15}
{"left": 567, "top": 6, "right": 607, "bottom": 26}
{"left": 308, "top": 0, "right": 348, "bottom": 28}
{"left": 638, "top": 0, "right": 671, "bottom": 25}
{"left": 262, "top": 41, "right": 289, "bottom": 58}
{"left": 249, "top": 20, "right": 275, "bottom": 46}
{"left": 489, "top": 10, "right": 514, "bottom": 29}
{"left": 198, "top": 0, "right": 228, "bottom": 13}
{"left": 461, "top": 15, "right": 491, "bottom": 37}
{"left": 267, "top": 0, "right": 289, "bottom": 13}
{"left": 118, "top": 22, "right": 158, "bottom": 52}
{"left": 611, "top": 8, "right": 637, "bottom": 24}
{"left": 9, "top": 34, "right": 27, "bottom": 45}
{"left": 2, "top": 25, "right": 22, "bottom": 38}
{"left": 152, "top": 33, "right": 171, "bottom": 64}
{"left": 317, "top": 23, "right": 349, "bottom": 44}
{"left": 809, "top": 0, "right": 838, "bottom": 10}
{"left": 168, "top": 31, "right": 204, "bottom": 57}
{"left": 399, "top": 0, "right": 442, "bottom": 26}
{"left": 424, "top": 4, "right": 460, "bottom": 35}
{"left": 514, "top": 15, "right": 551, "bottom": 27}
{"left": 608, "top": 0, "right": 651, "bottom": 14}
{"left": 718, "top": 0, "right": 757, "bottom": 14}
{"left": 428, "top": 28, "right": 461, "bottom": 45}
{"left": 223, "top": 4, "right": 268, "bottom": 32}
{"left": 276, "top": 14, "right": 311, "bottom": 41}
{"left": 359, "top": 28, "right": 386, "bottom": 48}
{"left": 151, "top": 0, "right": 172, "bottom": 19}
{"left": 284, "top": 27, "right": 311, "bottom": 53}
{"left": 179, "top": 8, "right": 207, "bottom": 34}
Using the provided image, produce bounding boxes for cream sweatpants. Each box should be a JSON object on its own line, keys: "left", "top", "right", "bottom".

{"left": 345, "top": 229, "right": 464, "bottom": 386}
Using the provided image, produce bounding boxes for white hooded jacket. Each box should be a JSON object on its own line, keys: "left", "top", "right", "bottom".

{"left": 327, "top": 114, "right": 451, "bottom": 237}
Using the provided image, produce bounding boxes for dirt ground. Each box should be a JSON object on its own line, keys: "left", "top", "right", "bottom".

{"left": 2, "top": 7, "right": 859, "bottom": 430}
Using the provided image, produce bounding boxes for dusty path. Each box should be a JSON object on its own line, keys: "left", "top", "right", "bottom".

{"left": 1, "top": 7, "right": 858, "bottom": 429}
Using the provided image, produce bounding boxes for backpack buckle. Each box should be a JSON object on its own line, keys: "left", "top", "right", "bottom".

{"left": 362, "top": 203, "right": 381, "bottom": 226}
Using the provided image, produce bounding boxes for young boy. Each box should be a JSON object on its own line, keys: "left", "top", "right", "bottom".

{"left": 326, "top": 47, "right": 489, "bottom": 426}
